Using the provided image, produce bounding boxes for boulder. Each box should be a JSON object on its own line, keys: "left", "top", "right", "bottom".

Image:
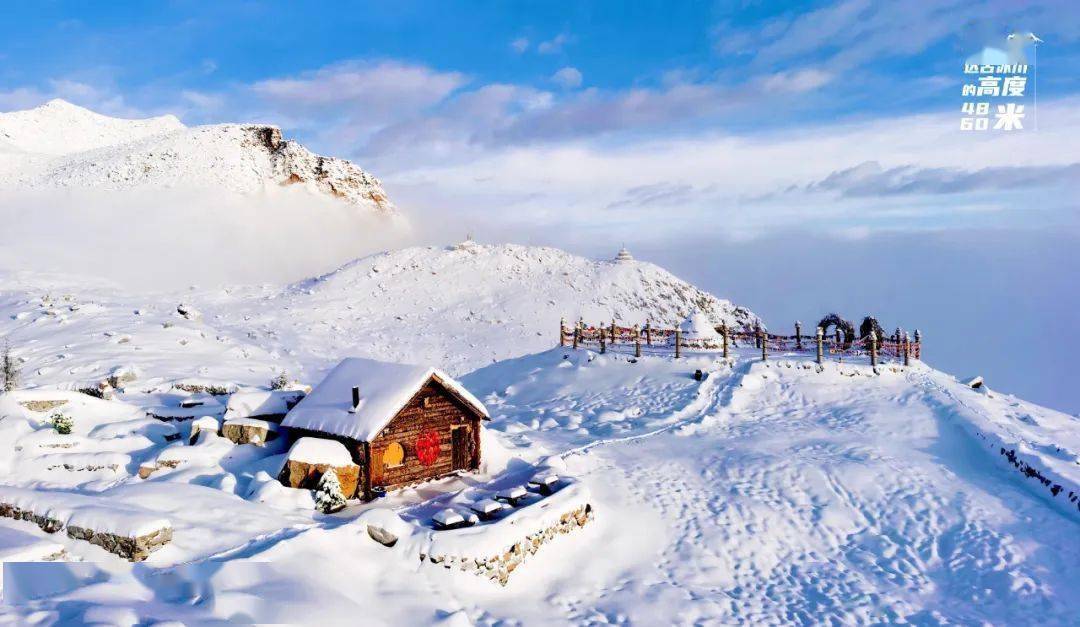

{"left": 278, "top": 437, "right": 360, "bottom": 497}
{"left": 366, "top": 525, "right": 398, "bottom": 547}
{"left": 222, "top": 418, "right": 277, "bottom": 446}
{"left": 107, "top": 366, "right": 139, "bottom": 389}
{"left": 358, "top": 508, "right": 413, "bottom": 548}
{"left": 280, "top": 459, "right": 360, "bottom": 499}
{"left": 137, "top": 462, "right": 158, "bottom": 479}
{"left": 189, "top": 415, "right": 221, "bottom": 445}
{"left": 962, "top": 375, "right": 984, "bottom": 389}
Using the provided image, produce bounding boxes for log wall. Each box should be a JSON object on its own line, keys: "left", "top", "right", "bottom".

{"left": 369, "top": 379, "right": 482, "bottom": 492}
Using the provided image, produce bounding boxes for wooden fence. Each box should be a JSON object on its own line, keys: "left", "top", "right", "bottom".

{"left": 558, "top": 318, "right": 921, "bottom": 366}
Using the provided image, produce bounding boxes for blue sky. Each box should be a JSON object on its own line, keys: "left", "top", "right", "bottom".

{"left": 3, "top": 0, "right": 1078, "bottom": 144}
{"left": 2, "top": 1, "right": 1079, "bottom": 412}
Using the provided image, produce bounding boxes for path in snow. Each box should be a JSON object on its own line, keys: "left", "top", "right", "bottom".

{"left": 3, "top": 349, "right": 1079, "bottom": 624}
{"left": 467, "top": 351, "right": 1080, "bottom": 623}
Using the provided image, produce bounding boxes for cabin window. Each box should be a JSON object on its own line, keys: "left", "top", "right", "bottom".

{"left": 383, "top": 442, "right": 405, "bottom": 468}
{"left": 422, "top": 396, "right": 433, "bottom": 408}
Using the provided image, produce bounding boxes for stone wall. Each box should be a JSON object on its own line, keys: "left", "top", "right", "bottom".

{"left": 419, "top": 503, "right": 593, "bottom": 586}
{"left": 66, "top": 524, "right": 172, "bottom": 562}
{"left": 0, "top": 501, "right": 172, "bottom": 562}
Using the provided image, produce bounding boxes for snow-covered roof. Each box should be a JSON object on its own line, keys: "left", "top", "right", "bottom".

{"left": 282, "top": 357, "right": 489, "bottom": 442}
{"left": 678, "top": 313, "right": 719, "bottom": 340}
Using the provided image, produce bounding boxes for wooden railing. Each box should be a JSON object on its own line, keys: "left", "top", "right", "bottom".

{"left": 558, "top": 318, "right": 921, "bottom": 365}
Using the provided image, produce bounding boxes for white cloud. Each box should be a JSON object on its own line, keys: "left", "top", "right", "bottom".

{"left": 250, "top": 60, "right": 467, "bottom": 116}
{"left": 0, "top": 86, "right": 50, "bottom": 112}
{"left": 510, "top": 37, "right": 530, "bottom": 53}
{"left": 715, "top": 0, "right": 1077, "bottom": 74}
{"left": 180, "top": 89, "right": 225, "bottom": 111}
{"left": 386, "top": 96, "right": 1080, "bottom": 243}
{"left": 537, "top": 33, "right": 570, "bottom": 54}
{"left": 551, "top": 67, "right": 583, "bottom": 89}
{"left": 760, "top": 68, "right": 833, "bottom": 93}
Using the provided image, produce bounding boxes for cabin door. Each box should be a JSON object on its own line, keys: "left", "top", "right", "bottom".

{"left": 451, "top": 426, "right": 470, "bottom": 471}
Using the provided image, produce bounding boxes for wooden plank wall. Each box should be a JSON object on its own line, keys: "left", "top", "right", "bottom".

{"left": 369, "top": 379, "right": 481, "bottom": 491}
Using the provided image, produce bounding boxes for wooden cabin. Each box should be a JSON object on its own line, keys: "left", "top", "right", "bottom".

{"left": 280, "top": 357, "right": 488, "bottom": 500}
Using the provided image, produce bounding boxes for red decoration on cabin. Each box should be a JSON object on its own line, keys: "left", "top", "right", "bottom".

{"left": 416, "top": 430, "right": 440, "bottom": 466}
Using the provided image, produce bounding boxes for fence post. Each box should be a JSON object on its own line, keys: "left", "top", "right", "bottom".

{"left": 760, "top": 329, "right": 767, "bottom": 361}
{"left": 559, "top": 317, "right": 566, "bottom": 346}
{"left": 816, "top": 326, "right": 824, "bottom": 365}
{"left": 722, "top": 324, "right": 729, "bottom": 360}
{"left": 634, "top": 324, "right": 642, "bottom": 358}
{"left": 599, "top": 326, "right": 606, "bottom": 354}
{"left": 869, "top": 332, "right": 877, "bottom": 368}
{"left": 572, "top": 323, "right": 579, "bottom": 349}
{"left": 913, "top": 329, "right": 921, "bottom": 360}
{"left": 795, "top": 321, "right": 802, "bottom": 350}
{"left": 903, "top": 332, "right": 910, "bottom": 367}
{"left": 610, "top": 319, "right": 616, "bottom": 345}
{"left": 754, "top": 323, "right": 762, "bottom": 349}
{"left": 645, "top": 322, "right": 652, "bottom": 346}
{"left": 674, "top": 329, "right": 681, "bottom": 359}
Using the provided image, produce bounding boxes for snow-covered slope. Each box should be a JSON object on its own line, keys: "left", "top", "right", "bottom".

{"left": 209, "top": 241, "right": 761, "bottom": 376}
{"left": 0, "top": 99, "right": 397, "bottom": 217}
{"left": 0, "top": 242, "right": 759, "bottom": 392}
{"left": 0, "top": 240, "right": 1078, "bottom": 623}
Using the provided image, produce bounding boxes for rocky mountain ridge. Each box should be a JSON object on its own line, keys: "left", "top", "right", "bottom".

{"left": 0, "top": 99, "right": 397, "bottom": 218}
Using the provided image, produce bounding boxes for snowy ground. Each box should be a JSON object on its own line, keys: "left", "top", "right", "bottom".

{"left": 0, "top": 242, "right": 1077, "bottom": 624}
{"left": 1, "top": 340, "right": 1077, "bottom": 624}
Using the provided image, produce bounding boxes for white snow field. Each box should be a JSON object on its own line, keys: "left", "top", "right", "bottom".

{"left": 0, "top": 244, "right": 1078, "bottom": 624}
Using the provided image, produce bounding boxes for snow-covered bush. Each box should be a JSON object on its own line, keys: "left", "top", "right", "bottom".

{"left": 51, "top": 412, "right": 74, "bottom": 435}
{"left": 1, "top": 342, "right": 19, "bottom": 392}
{"left": 314, "top": 470, "right": 346, "bottom": 514}
{"left": 270, "top": 371, "right": 290, "bottom": 390}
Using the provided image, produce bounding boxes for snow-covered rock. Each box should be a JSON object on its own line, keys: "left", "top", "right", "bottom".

{"left": 189, "top": 415, "right": 221, "bottom": 444}
{"left": 222, "top": 417, "right": 277, "bottom": 446}
{"left": 222, "top": 390, "right": 305, "bottom": 422}
{"left": 284, "top": 437, "right": 353, "bottom": 466}
{"left": 279, "top": 437, "right": 360, "bottom": 498}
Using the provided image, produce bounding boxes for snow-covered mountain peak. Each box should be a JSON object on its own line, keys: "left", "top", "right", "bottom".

{"left": 304, "top": 242, "right": 756, "bottom": 326}
{"left": 0, "top": 98, "right": 184, "bottom": 156}
{"left": 206, "top": 242, "right": 762, "bottom": 374}
{"left": 0, "top": 100, "right": 398, "bottom": 218}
